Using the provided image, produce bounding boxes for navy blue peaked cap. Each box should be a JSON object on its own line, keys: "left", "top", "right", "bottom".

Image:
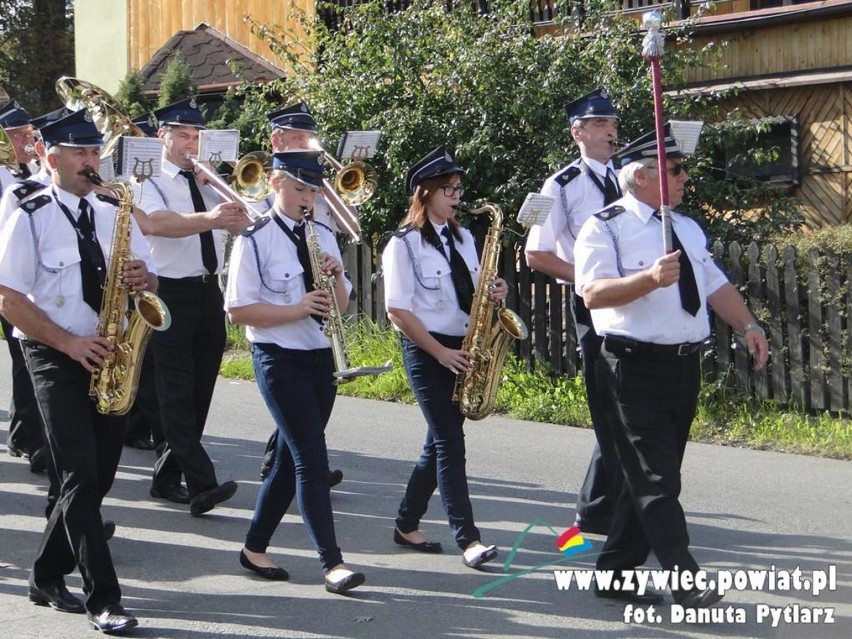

{"left": 30, "top": 107, "right": 71, "bottom": 131}
{"left": 406, "top": 146, "right": 465, "bottom": 195}
{"left": 565, "top": 88, "right": 620, "bottom": 124}
{"left": 268, "top": 102, "right": 317, "bottom": 132}
{"left": 39, "top": 108, "right": 104, "bottom": 148}
{"left": 0, "top": 99, "right": 32, "bottom": 129}
{"left": 616, "top": 121, "right": 704, "bottom": 165}
{"left": 272, "top": 150, "right": 325, "bottom": 188}
{"left": 132, "top": 114, "right": 158, "bottom": 138}
{"left": 154, "top": 97, "right": 205, "bottom": 129}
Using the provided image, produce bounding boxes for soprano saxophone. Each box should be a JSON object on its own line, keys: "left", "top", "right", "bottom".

{"left": 452, "top": 203, "right": 528, "bottom": 420}
{"left": 303, "top": 208, "right": 391, "bottom": 383}
{"left": 85, "top": 169, "right": 171, "bottom": 414}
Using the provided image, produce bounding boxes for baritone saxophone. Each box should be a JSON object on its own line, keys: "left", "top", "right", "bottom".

{"left": 452, "top": 203, "right": 529, "bottom": 420}
{"left": 85, "top": 169, "right": 171, "bottom": 414}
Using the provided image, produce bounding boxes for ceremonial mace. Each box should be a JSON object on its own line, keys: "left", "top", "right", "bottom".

{"left": 641, "top": 10, "right": 673, "bottom": 253}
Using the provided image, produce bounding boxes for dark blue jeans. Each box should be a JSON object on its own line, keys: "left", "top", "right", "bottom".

{"left": 396, "top": 333, "right": 480, "bottom": 550}
{"left": 246, "top": 343, "right": 342, "bottom": 572}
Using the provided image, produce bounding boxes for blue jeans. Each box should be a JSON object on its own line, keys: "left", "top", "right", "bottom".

{"left": 396, "top": 333, "right": 480, "bottom": 550}
{"left": 245, "top": 343, "right": 342, "bottom": 572}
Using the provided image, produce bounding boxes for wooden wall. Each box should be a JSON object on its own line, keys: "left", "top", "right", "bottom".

{"left": 127, "top": 0, "right": 314, "bottom": 71}
{"left": 684, "top": 15, "right": 852, "bottom": 84}
{"left": 718, "top": 83, "right": 851, "bottom": 229}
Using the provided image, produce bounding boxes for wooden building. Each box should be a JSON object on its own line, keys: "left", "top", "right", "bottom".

{"left": 74, "top": 0, "right": 852, "bottom": 227}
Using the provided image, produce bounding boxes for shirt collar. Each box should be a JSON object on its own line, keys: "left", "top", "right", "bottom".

{"left": 430, "top": 220, "right": 449, "bottom": 238}
{"left": 54, "top": 185, "right": 91, "bottom": 215}
{"left": 583, "top": 156, "right": 615, "bottom": 179}
{"left": 622, "top": 192, "right": 657, "bottom": 225}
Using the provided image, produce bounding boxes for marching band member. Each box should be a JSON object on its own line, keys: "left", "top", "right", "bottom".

{"left": 0, "top": 98, "right": 38, "bottom": 195}
{"left": 132, "top": 97, "right": 245, "bottom": 515}
{"left": 256, "top": 101, "right": 344, "bottom": 487}
{"left": 574, "top": 123, "right": 768, "bottom": 608}
{"left": 225, "top": 150, "right": 365, "bottom": 593}
{"left": 524, "top": 89, "right": 623, "bottom": 536}
{"left": 0, "top": 108, "right": 155, "bottom": 634}
{"left": 381, "top": 147, "right": 505, "bottom": 568}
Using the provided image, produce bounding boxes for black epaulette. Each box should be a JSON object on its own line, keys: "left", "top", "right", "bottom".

{"left": 594, "top": 204, "right": 625, "bottom": 221}
{"left": 554, "top": 163, "right": 582, "bottom": 187}
{"left": 392, "top": 223, "right": 415, "bottom": 238}
{"left": 20, "top": 194, "right": 52, "bottom": 214}
{"left": 240, "top": 214, "right": 272, "bottom": 237}
{"left": 95, "top": 192, "right": 120, "bottom": 206}
{"left": 10, "top": 179, "right": 44, "bottom": 202}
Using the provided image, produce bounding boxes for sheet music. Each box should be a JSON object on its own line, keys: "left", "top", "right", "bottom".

{"left": 337, "top": 131, "right": 381, "bottom": 160}
{"left": 98, "top": 155, "right": 116, "bottom": 183}
{"left": 516, "top": 193, "right": 555, "bottom": 228}
{"left": 668, "top": 120, "right": 704, "bottom": 155}
{"left": 114, "top": 137, "right": 163, "bottom": 180}
{"left": 198, "top": 129, "right": 240, "bottom": 163}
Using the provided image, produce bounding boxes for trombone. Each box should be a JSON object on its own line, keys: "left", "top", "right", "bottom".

{"left": 183, "top": 152, "right": 268, "bottom": 222}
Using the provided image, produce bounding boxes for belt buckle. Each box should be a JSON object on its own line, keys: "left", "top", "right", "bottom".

{"left": 677, "top": 343, "right": 691, "bottom": 356}
{"left": 201, "top": 273, "right": 214, "bottom": 283}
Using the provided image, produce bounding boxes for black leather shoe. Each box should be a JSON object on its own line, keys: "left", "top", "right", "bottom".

{"left": 125, "top": 436, "right": 156, "bottom": 451}
{"left": 28, "top": 581, "right": 85, "bottom": 614}
{"left": 150, "top": 483, "right": 190, "bottom": 504}
{"left": 595, "top": 585, "right": 665, "bottom": 605}
{"left": 7, "top": 441, "right": 28, "bottom": 458}
{"left": 677, "top": 586, "right": 724, "bottom": 609}
{"left": 103, "top": 520, "right": 116, "bottom": 542}
{"left": 190, "top": 480, "right": 238, "bottom": 516}
{"left": 29, "top": 447, "right": 48, "bottom": 473}
{"left": 324, "top": 571, "right": 365, "bottom": 594}
{"left": 87, "top": 604, "right": 138, "bottom": 634}
{"left": 393, "top": 528, "right": 443, "bottom": 554}
{"left": 239, "top": 550, "right": 289, "bottom": 581}
{"left": 328, "top": 469, "right": 344, "bottom": 488}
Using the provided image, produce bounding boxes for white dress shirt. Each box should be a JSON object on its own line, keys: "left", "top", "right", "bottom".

{"left": 382, "top": 221, "right": 480, "bottom": 337}
{"left": 525, "top": 157, "right": 618, "bottom": 283}
{"left": 575, "top": 192, "right": 729, "bottom": 345}
{"left": 0, "top": 186, "right": 156, "bottom": 338}
{"left": 132, "top": 158, "right": 227, "bottom": 278}
{"left": 225, "top": 211, "right": 352, "bottom": 350}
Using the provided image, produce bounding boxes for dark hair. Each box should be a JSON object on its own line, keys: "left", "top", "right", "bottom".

{"left": 400, "top": 173, "right": 462, "bottom": 232}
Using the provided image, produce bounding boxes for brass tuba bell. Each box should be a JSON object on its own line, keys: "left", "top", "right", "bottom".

{"left": 55, "top": 76, "right": 149, "bottom": 157}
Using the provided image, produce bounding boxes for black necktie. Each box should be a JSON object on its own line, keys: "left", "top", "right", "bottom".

{"left": 603, "top": 168, "right": 620, "bottom": 205}
{"left": 654, "top": 212, "right": 700, "bottom": 316}
{"left": 441, "top": 227, "right": 474, "bottom": 315}
{"left": 179, "top": 169, "right": 217, "bottom": 274}
{"left": 77, "top": 199, "right": 106, "bottom": 313}
{"left": 292, "top": 222, "right": 315, "bottom": 294}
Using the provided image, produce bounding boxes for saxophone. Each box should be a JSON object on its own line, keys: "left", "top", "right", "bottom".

{"left": 303, "top": 208, "right": 391, "bottom": 384}
{"left": 85, "top": 170, "right": 171, "bottom": 414}
{"left": 452, "top": 203, "right": 529, "bottom": 420}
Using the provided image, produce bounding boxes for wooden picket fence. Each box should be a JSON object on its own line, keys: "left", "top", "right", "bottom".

{"left": 344, "top": 240, "right": 852, "bottom": 413}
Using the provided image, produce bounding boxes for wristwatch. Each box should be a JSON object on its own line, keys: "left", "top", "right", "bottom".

{"left": 741, "top": 322, "right": 765, "bottom": 336}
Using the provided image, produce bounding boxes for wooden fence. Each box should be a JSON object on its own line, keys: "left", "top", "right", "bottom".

{"left": 344, "top": 240, "right": 851, "bottom": 414}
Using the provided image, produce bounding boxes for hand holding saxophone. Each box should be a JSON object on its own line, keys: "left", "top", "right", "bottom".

{"left": 121, "top": 259, "right": 150, "bottom": 291}
{"left": 298, "top": 289, "right": 333, "bottom": 319}
{"left": 488, "top": 277, "right": 509, "bottom": 302}
{"left": 438, "top": 347, "right": 471, "bottom": 375}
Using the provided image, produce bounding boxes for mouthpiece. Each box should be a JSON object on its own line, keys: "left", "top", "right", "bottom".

{"left": 80, "top": 166, "right": 104, "bottom": 186}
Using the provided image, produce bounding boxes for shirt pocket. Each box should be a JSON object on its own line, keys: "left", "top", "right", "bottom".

{"left": 39, "top": 246, "right": 82, "bottom": 298}
{"left": 418, "top": 252, "right": 452, "bottom": 306}
{"left": 265, "top": 257, "right": 305, "bottom": 304}
{"left": 620, "top": 246, "right": 660, "bottom": 276}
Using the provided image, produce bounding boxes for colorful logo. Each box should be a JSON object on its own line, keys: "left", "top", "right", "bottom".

{"left": 555, "top": 525, "right": 592, "bottom": 557}
{"left": 471, "top": 519, "right": 597, "bottom": 598}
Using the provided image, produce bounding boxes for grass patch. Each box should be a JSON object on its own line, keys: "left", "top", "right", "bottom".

{"left": 220, "top": 318, "right": 851, "bottom": 459}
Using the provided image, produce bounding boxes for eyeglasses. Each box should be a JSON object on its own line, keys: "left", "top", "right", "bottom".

{"left": 440, "top": 184, "right": 465, "bottom": 197}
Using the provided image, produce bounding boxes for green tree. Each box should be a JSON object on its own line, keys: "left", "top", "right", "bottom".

{"left": 0, "top": 0, "right": 74, "bottom": 115}
{"left": 157, "top": 56, "right": 196, "bottom": 107}
{"left": 115, "top": 69, "right": 152, "bottom": 119}
{"left": 229, "top": 0, "right": 803, "bottom": 245}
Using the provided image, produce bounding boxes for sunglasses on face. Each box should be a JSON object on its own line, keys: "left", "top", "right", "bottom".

{"left": 648, "top": 163, "right": 686, "bottom": 176}
{"left": 440, "top": 184, "right": 465, "bottom": 197}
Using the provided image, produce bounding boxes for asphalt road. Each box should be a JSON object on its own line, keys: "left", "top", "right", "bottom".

{"left": 0, "top": 347, "right": 850, "bottom": 638}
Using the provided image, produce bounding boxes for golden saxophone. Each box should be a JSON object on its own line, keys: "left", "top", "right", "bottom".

{"left": 452, "top": 203, "right": 529, "bottom": 420}
{"left": 85, "top": 169, "right": 171, "bottom": 414}
{"left": 303, "top": 208, "right": 391, "bottom": 383}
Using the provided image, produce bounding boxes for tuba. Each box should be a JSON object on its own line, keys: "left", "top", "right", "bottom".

{"left": 452, "top": 203, "right": 529, "bottom": 420}
{"left": 85, "top": 168, "right": 171, "bottom": 414}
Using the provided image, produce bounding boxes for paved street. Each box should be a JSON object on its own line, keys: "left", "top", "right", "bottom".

{"left": 0, "top": 347, "right": 850, "bottom": 638}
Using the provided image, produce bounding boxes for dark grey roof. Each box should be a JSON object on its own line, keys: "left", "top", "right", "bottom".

{"left": 139, "top": 22, "right": 284, "bottom": 94}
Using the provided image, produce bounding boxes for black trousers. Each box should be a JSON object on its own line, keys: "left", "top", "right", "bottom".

{"left": 124, "top": 348, "right": 163, "bottom": 446}
{"left": 151, "top": 277, "right": 226, "bottom": 497}
{"left": 1, "top": 315, "right": 44, "bottom": 456}
{"left": 594, "top": 341, "right": 702, "bottom": 584}
{"left": 23, "top": 341, "right": 124, "bottom": 613}
{"left": 571, "top": 293, "right": 618, "bottom": 527}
